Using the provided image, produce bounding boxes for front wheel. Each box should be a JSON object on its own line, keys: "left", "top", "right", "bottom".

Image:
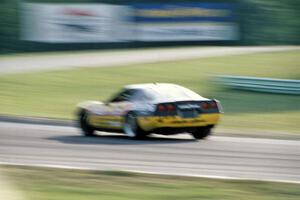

{"left": 78, "top": 110, "right": 95, "bottom": 137}
{"left": 190, "top": 126, "right": 212, "bottom": 140}
{"left": 123, "top": 112, "right": 146, "bottom": 139}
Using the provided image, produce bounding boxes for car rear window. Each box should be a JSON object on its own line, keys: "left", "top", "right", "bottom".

{"left": 146, "top": 85, "right": 201, "bottom": 101}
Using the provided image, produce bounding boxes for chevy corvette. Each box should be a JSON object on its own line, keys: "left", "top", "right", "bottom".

{"left": 77, "top": 83, "right": 222, "bottom": 139}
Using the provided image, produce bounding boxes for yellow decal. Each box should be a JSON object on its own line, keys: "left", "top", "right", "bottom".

{"left": 137, "top": 8, "right": 229, "bottom": 18}
{"left": 138, "top": 113, "right": 221, "bottom": 131}
{"left": 88, "top": 115, "right": 123, "bottom": 130}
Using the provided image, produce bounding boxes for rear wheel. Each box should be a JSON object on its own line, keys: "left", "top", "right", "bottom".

{"left": 123, "top": 112, "right": 146, "bottom": 139}
{"left": 78, "top": 110, "right": 95, "bottom": 136}
{"left": 190, "top": 126, "right": 212, "bottom": 140}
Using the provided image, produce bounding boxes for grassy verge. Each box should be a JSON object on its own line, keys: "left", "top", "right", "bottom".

{"left": 0, "top": 46, "right": 214, "bottom": 59}
{"left": 0, "top": 50, "right": 299, "bottom": 133}
{"left": 1, "top": 165, "right": 300, "bottom": 200}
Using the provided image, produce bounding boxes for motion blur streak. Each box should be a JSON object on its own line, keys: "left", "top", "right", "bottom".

{"left": 0, "top": 46, "right": 299, "bottom": 74}
{"left": 0, "top": 122, "right": 299, "bottom": 183}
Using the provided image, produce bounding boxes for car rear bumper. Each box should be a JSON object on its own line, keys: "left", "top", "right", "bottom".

{"left": 137, "top": 113, "right": 221, "bottom": 131}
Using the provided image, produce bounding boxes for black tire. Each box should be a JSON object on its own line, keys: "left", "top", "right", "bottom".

{"left": 190, "top": 126, "right": 212, "bottom": 140}
{"left": 78, "top": 110, "right": 95, "bottom": 137}
{"left": 123, "top": 112, "right": 146, "bottom": 139}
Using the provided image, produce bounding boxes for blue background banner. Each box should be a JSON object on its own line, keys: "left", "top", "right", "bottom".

{"left": 132, "top": 3, "right": 237, "bottom": 23}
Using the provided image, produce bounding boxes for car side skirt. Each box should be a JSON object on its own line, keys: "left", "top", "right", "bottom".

{"left": 87, "top": 113, "right": 221, "bottom": 134}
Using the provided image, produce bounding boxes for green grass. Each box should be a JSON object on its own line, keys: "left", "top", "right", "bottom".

{"left": 0, "top": 46, "right": 212, "bottom": 59}
{"left": 1, "top": 165, "right": 300, "bottom": 200}
{"left": 0, "top": 50, "right": 299, "bottom": 133}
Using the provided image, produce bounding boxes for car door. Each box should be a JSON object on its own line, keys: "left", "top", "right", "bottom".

{"left": 101, "top": 89, "right": 137, "bottom": 129}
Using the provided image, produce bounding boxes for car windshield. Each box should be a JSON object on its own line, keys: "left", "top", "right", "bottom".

{"left": 108, "top": 89, "right": 138, "bottom": 103}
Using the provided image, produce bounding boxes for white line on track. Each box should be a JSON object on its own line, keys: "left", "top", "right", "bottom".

{"left": 1, "top": 162, "right": 299, "bottom": 184}
{"left": 1, "top": 121, "right": 299, "bottom": 184}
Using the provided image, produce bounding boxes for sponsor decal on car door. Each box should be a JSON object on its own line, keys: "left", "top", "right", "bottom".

{"left": 90, "top": 102, "right": 130, "bottom": 129}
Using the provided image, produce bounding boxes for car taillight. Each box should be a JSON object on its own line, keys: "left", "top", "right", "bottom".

{"left": 158, "top": 105, "right": 166, "bottom": 112}
{"left": 200, "top": 101, "right": 218, "bottom": 109}
{"left": 157, "top": 104, "right": 176, "bottom": 115}
{"left": 210, "top": 101, "right": 218, "bottom": 108}
{"left": 201, "top": 102, "right": 209, "bottom": 109}
{"left": 167, "top": 104, "right": 175, "bottom": 111}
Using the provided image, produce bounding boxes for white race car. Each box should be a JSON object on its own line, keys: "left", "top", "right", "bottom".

{"left": 77, "top": 83, "right": 222, "bottom": 139}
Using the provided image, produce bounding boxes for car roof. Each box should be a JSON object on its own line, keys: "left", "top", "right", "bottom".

{"left": 125, "top": 83, "right": 178, "bottom": 90}
{"left": 125, "top": 83, "right": 208, "bottom": 102}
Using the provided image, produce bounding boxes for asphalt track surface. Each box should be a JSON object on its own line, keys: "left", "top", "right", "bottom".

{"left": 1, "top": 46, "right": 299, "bottom": 74}
{"left": 0, "top": 121, "right": 299, "bottom": 183}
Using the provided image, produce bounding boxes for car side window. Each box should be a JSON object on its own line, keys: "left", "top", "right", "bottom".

{"left": 136, "top": 90, "right": 154, "bottom": 101}
{"left": 109, "top": 89, "right": 137, "bottom": 103}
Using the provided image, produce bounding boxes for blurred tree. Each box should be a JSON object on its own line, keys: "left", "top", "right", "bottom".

{"left": 240, "top": 0, "right": 300, "bottom": 44}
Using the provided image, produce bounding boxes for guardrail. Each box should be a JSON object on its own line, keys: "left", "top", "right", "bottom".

{"left": 215, "top": 75, "right": 300, "bottom": 95}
